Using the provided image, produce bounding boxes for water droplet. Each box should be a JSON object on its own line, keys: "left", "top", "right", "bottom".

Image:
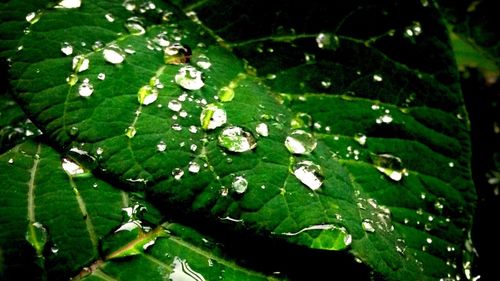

{"left": 125, "top": 126, "right": 136, "bottom": 138}
{"left": 137, "top": 85, "right": 158, "bottom": 105}
{"left": 25, "top": 11, "right": 41, "bottom": 24}
{"left": 285, "top": 130, "right": 317, "bottom": 154}
{"left": 279, "top": 224, "right": 351, "bottom": 250}
{"left": 78, "top": 78, "right": 94, "bottom": 97}
{"left": 232, "top": 176, "right": 248, "bottom": 193}
{"left": 105, "top": 13, "right": 115, "bottom": 22}
{"left": 200, "top": 104, "right": 226, "bottom": 130}
{"left": 172, "top": 168, "right": 184, "bottom": 180}
{"left": 164, "top": 43, "right": 191, "bottom": 64}
{"left": 371, "top": 104, "right": 380, "bottom": 110}
{"left": 217, "top": 86, "right": 235, "bottom": 102}
{"left": 376, "top": 114, "right": 393, "bottom": 124}
{"left": 370, "top": 154, "right": 406, "bottom": 181}
{"left": 362, "top": 219, "right": 376, "bottom": 233}
{"left": 125, "top": 17, "right": 145, "bottom": 35}
{"left": 157, "top": 141, "right": 167, "bottom": 152}
{"left": 92, "top": 40, "right": 104, "bottom": 51}
{"left": 255, "top": 123, "right": 269, "bottom": 137}
{"left": 316, "top": 33, "right": 339, "bottom": 49}
{"left": 55, "top": 0, "right": 81, "bottom": 9}
{"left": 97, "top": 73, "right": 106, "bottom": 80}
{"left": 373, "top": 74, "right": 383, "bottom": 82}
{"left": 448, "top": 162, "right": 454, "bottom": 167}
{"left": 103, "top": 45, "right": 125, "bottom": 64}
{"left": 175, "top": 66, "right": 204, "bottom": 90}
{"left": 72, "top": 55, "right": 89, "bottom": 72}
{"left": 188, "top": 161, "right": 200, "bottom": 173}
{"left": 96, "top": 147, "right": 103, "bottom": 155}
{"left": 169, "top": 257, "right": 206, "bottom": 281}
{"left": 195, "top": 54, "right": 211, "bottom": 69}
{"left": 168, "top": 100, "right": 182, "bottom": 112}
{"left": 188, "top": 125, "right": 198, "bottom": 134}
{"left": 26, "top": 222, "right": 48, "bottom": 256}
{"left": 8, "top": 158, "right": 14, "bottom": 164}
{"left": 66, "top": 74, "right": 78, "bottom": 85}
{"left": 218, "top": 126, "right": 257, "bottom": 153}
{"left": 51, "top": 245, "right": 59, "bottom": 254}
{"left": 354, "top": 133, "right": 367, "bottom": 145}
{"left": 293, "top": 160, "right": 323, "bottom": 190}
{"left": 171, "top": 124, "right": 182, "bottom": 131}
{"left": 291, "top": 112, "right": 313, "bottom": 129}
{"left": 60, "top": 42, "right": 73, "bottom": 56}
{"left": 61, "top": 158, "right": 85, "bottom": 175}
{"left": 266, "top": 73, "right": 276, "bottom": 80}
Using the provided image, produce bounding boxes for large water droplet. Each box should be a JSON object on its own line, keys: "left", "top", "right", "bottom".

{"left": 232, "top": 176, "right": 248, "bottom": 193}
{"left": 217, "top": 86, "right": 235, "bottom": 102}
{"left": 72, "top": 55, "right": 89, "bottom": 72}
{"left": 285, "top": 130, "right": 317, "bottom": 154}
{"left": 164, "top": 43, "right": 191, "bottom": 65}
{"left": 103, "top": 45, "right": 125, "bottom": 64}
{"left": 175, "top": 66, "right": 204, "bottom": 90}
{"left": 125, "top": 17, "right": 145, "bottom": 35}
{"left": 200, "top": 104, "right": 226, "bottom": 130}
{"left": 55, "top": 0, "right": 81, "bottom": 9}
{"left": 61, "top": 158, "right": 85, "bottom": 175}
{"left": 169, "top": 257, "right": 206, "bottom": 281}
{"left": 255, "top": 123, "right": 269, "bottom": 137}
{"left": 78, "top": 78, "right": 94, "bottom": 97}
{"left": 293, "top": 160, "right": 323, "bottom": 190}
{"left": 168, "top": 99, "right": 182, "bottom": 112}
{"left": 218, "top": 126, "right": 257, "bottom": 153}
{"left": 370, "top": 153, "right": 407, "bottom": 181}
{"left": 137, "top": 85, "right": 158, "bottom": 105}
{"left": 188, "top": 161, "right": 200, "bottom": 173}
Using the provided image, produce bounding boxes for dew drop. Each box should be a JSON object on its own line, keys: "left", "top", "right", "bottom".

{"left": 188, "top": 161, "right": 200, "bottom": 173}
{"left": 72, "top": 55, "right": 89, "bottom": 72}
{"left": 78, "top": 78, "right": 94, "bottom": 97}
{"left": 97, "top": 73, "right": 106, "bottom": 80}
{"left": 370, "top": 153, "right": 407, "bottom": 181}
{"left": 373, "top": 74, "right": 383, "bottom": 82}
{"left": 172, "top": 168, "right": 184, "bottom": 180}
{"left": 157, "top": 141, "right": 167, "bottom": 152}
{"left": 92, "top": 40, "right": 104, "bottom": 51}
{"left": 51, "top": 245, "right": 59, "bottom": 254}
{"left": 195, "top": 54, "right": 211, "bottom": 69}
{"left": 96, "top": 147, "right": 103, "bottom": 155}
{"left": 66, "top": 74, "right": 78, "bottom": 86}
{"left": 218, "top": 126, "right": 257, "bottom": 153}
{"left": 8, "top": 158, "right": 14, "bottom": 164}
{"left": 55, "top": 0, "right": 81, "bottom": 9}
{"left": 125, "top": 17, "right": 145, "bottom": 35}
{"left": 61, "top": 158, "right": 85, "bottom": 175}
{"left": 137, "top": 85, "right": 158, "bottom": 105}
{"left": 255, "top": 123, "right": 269, "bottom": 137}
{"left": 285, "top": 130, "right": 317, "bottom": 155}
{"left": 188, "top": 125, "right": 198, "bottom": 134}
{"left": 175, "top": 66, "right": 204, "bottom": 90}
{"left": 217, "top": 86, "right": 235, "bottom": 102}
{"left": 171, "top": 124, "right": 182, "bottom": 131}
{"left": 362, "top": 219, "right": 376, "bottom": 233}
{"left": 168, "top": 100, "right": 182, "bottom": 112}
{"left": 291, "top": 112, "right": 313, "bottom": 129}
{"left": 164, "top": 43, "right": 191, "bottom": 65}
{"left": 293, "top": 160, "right": 323, "bottom": 190}
{"left": 125, "top": 126, "right": 136, "bottom": 138}
{"left": 103, "top": 45, "right": 126, "bottom": 64}
{"left": 354, "top": 133, "right": 367, "bottom": 145}
{"left": 316, "top": 33, "right": 339, "bottom": 49}
{"left": 60, "top": 42, "right": 73, "bottom": 56}
{"left": 200, "top": 104, "right": 226, "bottom": 130}
{"left": 25, "top": 11, "right": 41, "bottom": 24}
{"left": 232, "top": 176, "right": 248, "bottom": 194}
{"left": 105, "top": 13, "right": 115, "bottom": 22}
{"left": 376, "top": 114, "right": 393, "bottom": 124}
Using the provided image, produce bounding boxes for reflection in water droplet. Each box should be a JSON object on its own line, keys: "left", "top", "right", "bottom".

{"left": 232, "top": 176, "right": 248, "bottom": 193}
{"left": 370, "top": 153, "right": 407, "bottom": 181}
{"left": 218, "top": 126, "right": 257, "bottom": 153}
{"left": 125, "top": 16, "right": 145, "bottom": 35}
{"left": 125, "top": 126, "right": 137, "bottom": 138}
{"left": 164, "top": 43, "right": 191, "bottom": 65}
{"left": 157, "top": 141, "right": 167, "bottom": 152}
{"left": 55, "top": 0, "right": 81, "bottom": 9}
{"left": 255, "top": 123, "right": 269, "bottom": 137}
{"left": 60, "top": 42, "right": 73, "bottom": 56}
{"left": 285, "top": 130, "right": 317, "bottom": 154}
{"left": 217, "top": 86, "right": 235, "bottom": 102}
{"left": 188, "top": 161, "right": 200, "bottom": 173}
{"left": 362, "top": 219, "right": 375, "bottom": 233}
{"left": 168, "top": 100, "right": 182, "bottom": 112}
{"left": 172, "top": 168, "right": 184, "bottom": 180}
{"left": 78, "top": 78, "right": 94, "bottom": 97}
{"left": 175, "top": 66, "right": 204, "bottom": 90}
{"left": 103, "top": 45, "right": 126, "bottom": 64}
{"left": 200, "top": 104, "right": 226, "bottom": 130}
{"left": 293, "top": 160, "right": 323, "bottom": 190}
{"left": 169, "top": 257, "right": 206, "bottom": 281}
{"left": 72, "top": 55, "right": 89, "bottom": 72}
{"left": 61, "top": 158, "right": 85, "bottom": 175}
{"left": 137, "top": 85, "right": 158, "bottom": 105}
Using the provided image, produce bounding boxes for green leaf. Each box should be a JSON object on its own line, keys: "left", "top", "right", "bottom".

{"left": 2, "top": 0, "right": 477, "bottom": 280}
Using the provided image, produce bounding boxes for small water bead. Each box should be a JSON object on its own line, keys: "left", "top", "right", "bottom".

{"left": 157, "top": 141, "right": 167, "bottom": 152}
{"left": 172, "top": 168, "right": 184, "bottom": 180}
{"left": 371, "top": 104, "right": 380, "bottom": 110}
{"left": 171, "top": 124, "right": 182, "bottom": 131}
{"left": 137, "top": 85, "right": 158, "bottom": 105}
{"left": 218, "top": 126, "right": 257, "bottom": 153}
{"left": 316, "top": 33, "right": 339, "bottom": 49}
{"left": 448, "top": 162, "right": 454, "bottom": 167}
{"left": 103, "top": 45, "right": 126, "bottom": 64}
{"left": 92, "top": 40, "right": 104, "bottom": 51}
{"left": 362, "top": 219, "right": 376, "bottom": 233}
{"left": 164, "top": 43, "right": 191, "bottom": 65}
{"left": 190, "top": 144, "right": 197, "bottom": 152}
{"left": 232, "top": 176, "right": 248, "bottom": 193}
{"left": 124, "top": 46, "right": 136, "bottom": 54}
{"left": 78, "top": 78, "right": 94, "bottom": 97}
{"left": 188, "top": 161, "right": 200, "bottom": 173}
{"left": 179, "top": 110, "right": 188, "bottom": 118}
{"left": 25, "top": 11, "right": 41, "bottom": 24}
{"left": 373, "top": 74, "right": 383, "bottom": 82}
{"left": 167, "top": 100, "right": 182, "bottom": 112}
{"left": 195, "top": 54, "right": 211, "bottom": 69}
{"left": 97, "top": 73, "right": 106, "bottom": 80}
{"left": 96, "top": 147, "right": 104, "bottom": 155}
{"left": 291, "top": 112, "right": 313, "bottom": 129}
{"left": 66, "top": 74, "right": 78, "bottom": 86}
{"left": 217, "top": 86, "right": 235, "bottom": 102}
{"left": 285, "top": 130, "right": 317, "bottom": 155}
{"left": 8, "top": 158, "right": 14, "bottom": 164}
{"left": 293, "top": 160, "right": 324, "bottom": 190}
{"left": 255, "top": 123, "right": 269, "bottom": 137}
{"left": 72, "top": 55, "right": 89, "bottom": 72}
{"left": 175, "top": 66, "right": 204, "bottom": 90}
{"left": 60, "top": 42, "right": 73, "bottom": 56}
{"left": 426, "top": 238, "right": 433, "bottom": 244}
{"left": 125, "top": 17, "right": 145, "bottom": 35}
{"left": 188, "top": 125, "right": 198, "bottom": 134}
{"left": 405, "top": 21, "right": 423, "bottom": 37}
{"left": 376, "top": 114, "right": 393, "bottom": 124}
{"left": 125, "top": 126, "right": 136, "bottom": 138}
{"left": 354, "top": 133, "right": 367, "bottom": 145}
{"left": 105, "top": 13, "right": 115, "bottom": 22}
{"left": 61, "top": 158, "right": 85, "bottom": 175}
{"left": 370, "top": 153, "right": 407, "bottom": 181}
{"left": 200, "top": 104, "right": 226, "bottom": 130}
{"left": 55, "top": 0, "right": 81, "bottom": 9}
